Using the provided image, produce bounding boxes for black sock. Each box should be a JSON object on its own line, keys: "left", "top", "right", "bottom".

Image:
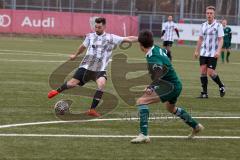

{"left": 167, "top": 51, "right": 172, "bottom": 61}
{"left": 91, "top": 90, "right": 104, "bottom": 109}
{"left": 200, "top": 75, "right": 208, "bottom": 93}
{"left": 226, "top": 51, "right": 230, "bottom": 62}
{"left": 211, "top": 75, "right": 224, "bottom": 88}
{"left": 56, "top": 82, "right": 68, "bottom": 92}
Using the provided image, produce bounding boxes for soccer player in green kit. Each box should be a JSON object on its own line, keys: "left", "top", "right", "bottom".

{"left": 221, "top": 19, "right": 232, "bottom": 63}
{"left": 131, "top": 30, "right": 204, "bottom": 143}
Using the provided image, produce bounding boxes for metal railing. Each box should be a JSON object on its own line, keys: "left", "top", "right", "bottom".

{"left": 1, "top": 0, "right": 240, "bottom": 25}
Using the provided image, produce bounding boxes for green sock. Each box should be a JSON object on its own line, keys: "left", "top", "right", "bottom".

{"left": 226, "top": 51, "right": 230, "bottom": 62}
{"left": 174, "top": 107, "right": 198, "bottom": 129}
{"left": 138, "top": 105, "right": 149, "bottom": 136}
{"left": 221, "top": 52, "right": 225, "bottom": 63}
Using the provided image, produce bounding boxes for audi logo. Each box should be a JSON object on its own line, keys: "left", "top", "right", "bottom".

{"left": 0, "top": 14, "right": 11, "bottom": 27}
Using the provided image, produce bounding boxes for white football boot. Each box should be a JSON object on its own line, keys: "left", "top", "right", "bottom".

{"left": 188, "top": 123, "right": 204, "bottom": 139}
{"left": 131, "top": 133, "right": 150, "bottom": 143}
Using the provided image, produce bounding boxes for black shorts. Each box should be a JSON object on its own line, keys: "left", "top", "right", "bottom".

{"left": 73, "top": 67, "right": 107, "bottom": 86}
{"left": 222, "top": 42, "right": 231, "bottom": 49}
{"left": 199, "top": 56, "right": 217, "bottom": 70}
{"left": 163, "top": 41, "right": 173, "bottom": 47}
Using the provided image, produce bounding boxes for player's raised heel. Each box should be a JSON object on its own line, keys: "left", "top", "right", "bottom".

{"left": 86, "top": 109, "right": 101, "bottom": 117}
{"left": 131, "top": 133, "right": 150, "bottom": 144}
{"left": 48, "top": 90, "right": 59, "bottom": 99}
{"left": 197, "top": 92, "right": 208, "bottom": 99}
{"left": 219, "top": 86, "right": 226, "bottom": 97}
{"left": 188, "top": 123, "right": 204, "bottom": 139}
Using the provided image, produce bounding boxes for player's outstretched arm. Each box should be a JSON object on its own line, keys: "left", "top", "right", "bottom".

{"left": 122, "top": 36, "right": 138, "bottom": 42}
{"left": 69, "top": 44, "right": 86, "bottom": 60}
{"left": 175, "top": 29, "right": 180, "bottom": 38}
{"left": 161, "top": 30, "right": 165, "bottom": 37}
{"left": 194, "top": 36, "right": 203, "bottom": 59}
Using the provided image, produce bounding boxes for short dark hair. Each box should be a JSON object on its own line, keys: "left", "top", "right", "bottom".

{"left": 206, "top": 6, "right": 215, "bottom": 11}
{"left": 138, "top": 30, "right": 154, "bottom": 48}
{"left": 95, "top": 17, "right": 106, "bottom": 25}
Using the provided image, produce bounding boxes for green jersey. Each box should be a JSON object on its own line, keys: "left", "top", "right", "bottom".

{"left": 223, "top": 26, "right": 232, "bottom": 43}
{"left": 145, "top": 45, "right": 181, "bottom": 86}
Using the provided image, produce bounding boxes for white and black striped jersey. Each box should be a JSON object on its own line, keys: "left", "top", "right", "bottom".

{"left": 199, "top": 20, "right": 224, "bottom": 57}
{"left": 80, "top": 32, "right": 124, "bottom": 71}
{"left": 162, "top": 21, "right": 178, "bottom": 42}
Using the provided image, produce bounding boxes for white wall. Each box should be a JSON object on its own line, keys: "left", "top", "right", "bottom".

{"left": 173, "top": 23, "right": 240, "bottom": 44}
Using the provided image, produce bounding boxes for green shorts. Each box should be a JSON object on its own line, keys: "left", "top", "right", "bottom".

{"left": 154, "top": 81, "right": 182, "bottom": 104}
{"left": 222, "top": 42, "right": 231, "bottom": 49}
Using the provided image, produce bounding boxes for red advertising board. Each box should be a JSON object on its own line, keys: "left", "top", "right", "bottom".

{"left": 0, "top": 9, "right": 138, "bottom": 36}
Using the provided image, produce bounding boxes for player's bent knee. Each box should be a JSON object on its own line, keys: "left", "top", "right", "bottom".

{"left": 136, "top": 98, "right": 147, "bottom": 105}
{"left": 207, "top": 70, "right": 215, "bottom": 77}
{"left": 96, "top": 78, "right": 106, "bottom": 89}
{"left": 166, "top": 107, "right": 175, "bottom": 113}
{"left": 165, "top": 102, "right": 176, "bottom": 113}
{"left": 200, "top": 67, "right": 207, "bottom": 74}
{"left": 67, "top": 80, "right": 79, "bottom": 88}
{"left": 97, "top": 82, "right": 106, "bottom": 90}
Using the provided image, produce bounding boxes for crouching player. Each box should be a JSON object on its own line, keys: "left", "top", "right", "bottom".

{"left": 131, "top": 30, "right": 204, "bottom": 143}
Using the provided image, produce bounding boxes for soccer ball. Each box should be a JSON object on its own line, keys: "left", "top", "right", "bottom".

{"left": 54, "top": 100, "right": 70, "bottom": 115}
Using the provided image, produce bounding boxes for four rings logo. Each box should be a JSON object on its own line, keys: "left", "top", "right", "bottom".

{"left": 0, "top": 14, "right": 11, "bottom": 27}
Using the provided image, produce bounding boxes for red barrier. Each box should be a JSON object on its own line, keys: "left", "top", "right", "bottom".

{"left": 0, "top": 9, "right": 138, "bottom": 36}
{"left": 177, "top": 19, "right": 184, "bottom": 45}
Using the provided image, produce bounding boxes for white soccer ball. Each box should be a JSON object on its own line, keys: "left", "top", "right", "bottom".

{"left": 54, "top": 100, "right": 70, "bottom": 115}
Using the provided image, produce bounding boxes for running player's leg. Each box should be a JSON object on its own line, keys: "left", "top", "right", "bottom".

{"left": 165, "top": 101, "right": 204, "bottom": 138}
{"left": 60, "top": 78, "right": 80, "bottom": 92}
{"left": 166, "top": 45, "right": 172, "bottom": 61}
{"left": 163, "top": 41, "right": 172, "bottom": 61}
{"left": 48, "top": 68, "right": 86, "bottom": 99}
{"left": 131, "top": 91, "right": 160, "bottom": 143}
{"left": 226, "top": 47, "right": 231, "bottom": 63}
{"left": 48, "top": 78, "right": 80, "bottom": 99}
{"left": 165, "top": 41, "right": 173, "bottom": 61}
{"left": 207, "top": 58, "right": 225, "bottom": 97}
{"left": 221, "top": 47, "right": 226, "bottom": 63}
{"left": 198, "top": 57, "right": 208, "bottom": 98}
{"left": 87, "top": 77, "right": 106, "bottom": 117}
{"left": 87, "top": 72, "right": 107, "bottom": 117}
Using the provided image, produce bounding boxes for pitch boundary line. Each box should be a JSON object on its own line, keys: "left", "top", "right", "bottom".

{"left": 0, "top": 49, "right": 64, "bottom": 55}
{"left": 0, "top": 134, "right": 239, "bottom": 139}
{"left": 1, "top": 117, "right": 240, "bottom": 129}
{"left": 0, "top": 52, "right": 68, "bottom": 57}
{"left": 1, "top": 57, "right": 240, "bottom": 65}
{"left": 0, "top": 58, "right": 65, "bottom": 63}
{"left": 1, "top": 49, "right": 240, "bottom": 65}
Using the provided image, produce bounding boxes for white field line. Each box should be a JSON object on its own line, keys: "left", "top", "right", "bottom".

{"left": 0, "top": 52, "right": 68, "bottom": 57}
{"left": 0, "top": 117, "right": 240, "bottom": 129}
{"left": 0, "top": 38, "right": 44, "bottom": 42}
{"left": 0, "top": 58, "right": 65, "bottom": 63}
{"left": 0, "top": 49, "right": 65, "bottom": 55}
{"left": 0, "top": 134, "right": 240, "bottom": 139}
{"left": 1, "top": 49, "right": 240, "bottom": 64}
{"left": 1, "top": 57, "right": 240, "bottom": 65}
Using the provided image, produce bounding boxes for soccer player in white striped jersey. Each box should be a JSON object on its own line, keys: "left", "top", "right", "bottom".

{"left": 161, "top": 15, "right": 180, "bottom": 61}
{"left": 194, "top": 6, "right": 225, "bottom": 98}
{"left": 48, "top": 17, "right": 138, "bottom": 116}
